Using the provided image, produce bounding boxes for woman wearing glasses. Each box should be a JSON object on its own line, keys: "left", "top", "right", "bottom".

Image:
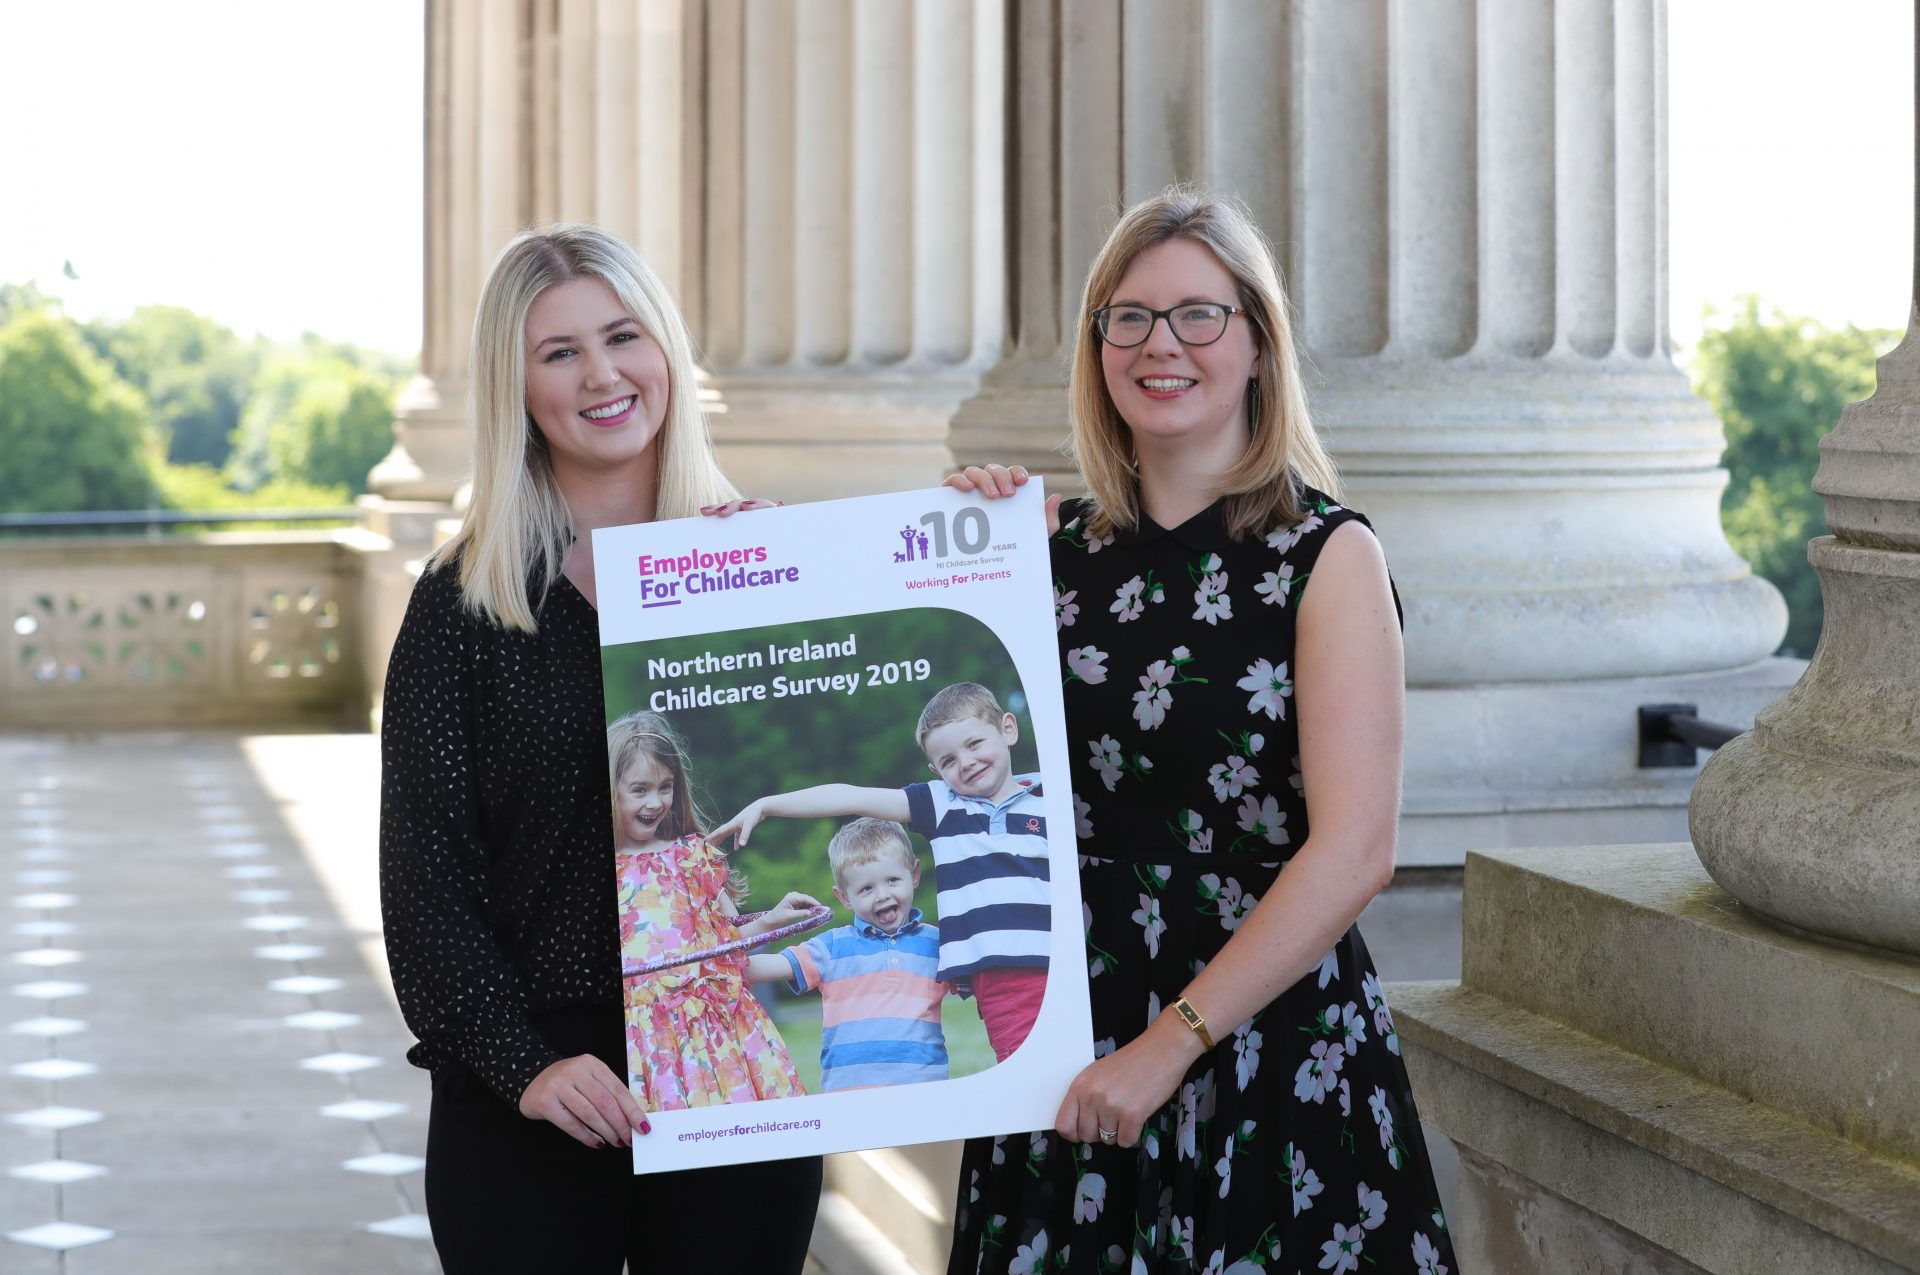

{"left": 948, "top": 188, "right": 1456, "bottom": 1274}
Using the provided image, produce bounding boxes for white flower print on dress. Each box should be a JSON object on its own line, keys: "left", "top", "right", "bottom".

{"left": 1368, "top": 1086, "right": 1399, "bottom": 1160}
{"left": 1168, "top": 1215, "right": 1194, "bottom": 1260}
{"left": 1315, "top": 948, "right": 1340, "bottom": 989}
{"left": 1413, "top": 1231, "right": 1449, "bottom": 1274}
{"left": 1234, "top": 792, "right": 1288, "bottom": 847}
{"left": 1357, "top": 1181, "right": 1388, "bottom": 1230}
{"left": 1073, "top": 1172, "right": 1107, "bottom": 1223}
{"left": 1207, "top": 753, "right": 1261, "bottom": 802}
{"left": 1200, "top": 1250, "right": 1226, "bottom": 1275}
{"left": 1112, "top": 576, "right": 1146, "bottom": 621}
{"left": 1074, "top": 793, "right": 1094, "bottom": 839}
{"left": 1294, "top": 1040, "right": 1346, "bottom": 1104}
{"left": 1215, "top": 875, "right": 1255, "bottom": 932}
{"left": 1320, "top": 1221, "right": 1364, "bottom": 1274}
{"left": 1175, "top": 1071, "right": 1215, "bottom": 1163}
{"left": 1171, "top": 808, "right": 1213, "bottom": 854}
{"left": 1008, "top": 1229, "right": 1051, "bottom": 1275}
{"left": 1054, "top": 583, "right": 1080, "bottom": 629}
{"left": 1193, "top": 570, "right": 1232, "bottom": 625}
{"left": 1333, "top": 1001, "right": 1368, "bottom": 1052}
{"left": 1232, "top": 1021, "right": 1263, "bottom": 1090}
{"left": 1132, "top": 893, "right": 1166, "bottom": 957}
{"left": 1266, "top": 509, "right": 1327, "bottom": 553}
{"left": 1289, "top": 1142, "right": 1324, "bottom": 1216}
{"left": 1132, "top": 659, "right": 1175, "bottom": 729}
{"left": 1088, "top": 736, "right": 1124, "bottom": 791}
{"left": 1254, "top": 561, "right": 1298, "bottom": 607}
{"left": 1065, "top": 644, "right": 1109, "bottom": 685}
{"left": 1213, "top": 1134, "right": 1235, "bottom": 1198}
{"left": 1236, "top": 657, "right": 1293, "bottom": 721}
{"left": 1338, "top": 1077, "right": 1353, "bottom": 1118}
{"left": 1363, "top": 970, "right": 1401, "bottom": 1055}
{"left": 1092, "top": 1035, "right": 1117, "bottom": 1059}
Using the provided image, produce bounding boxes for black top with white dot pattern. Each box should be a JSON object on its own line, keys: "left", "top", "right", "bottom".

{"left": 378, "top": 560, "right": 618, "bottom": 1105}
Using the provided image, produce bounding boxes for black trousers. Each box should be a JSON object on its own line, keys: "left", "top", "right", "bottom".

{"left": 424, "top": 1007, "right": 823, "bottom": 1274}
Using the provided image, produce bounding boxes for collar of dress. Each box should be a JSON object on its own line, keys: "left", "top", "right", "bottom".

{"left": 1109, "top": 498, "right": 1234, "bottom": 552}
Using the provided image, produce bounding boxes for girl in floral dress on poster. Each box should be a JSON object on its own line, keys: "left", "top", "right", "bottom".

{"left": 946, "top": 187, "right": 1457, "bottom": 1274}
{"left": 609, "top": 711, "right": 818, "bottom": 1111}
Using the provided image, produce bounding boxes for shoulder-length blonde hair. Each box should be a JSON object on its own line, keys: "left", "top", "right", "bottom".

{"left": 1069, "top": 186, "right": 1339, "bottom": 540}
{"left": 434, "top": 223, "right": 738, "bottom": 631}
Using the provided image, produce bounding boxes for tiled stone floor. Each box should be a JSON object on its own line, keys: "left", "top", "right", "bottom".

{"left": 1, "top": 732, "right": 439, "bottom": 1273}
{"left": 2, "top": 728, "right": 1455, "bottom": 1273}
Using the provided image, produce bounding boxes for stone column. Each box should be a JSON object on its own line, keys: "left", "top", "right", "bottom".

{"left": 372, "top": 0, "right": 702, "bottom": 507}
{"left": 696, "top": 0, "right": 1006, "bottom": 500}
{"left": 361, "top": 1, "right": 706, "bottom": 715}
{"left": 372, "top": 0, "right": 536, "bottom": 505}
{"left": 958, "top": 1, "right": 1791, "bottom": 865}
{"left": 1688, "top": 99, "right": 1920, "bottom": 955}
{"left": 1391, "top": 17, "right": 1920, "bottom": 1270}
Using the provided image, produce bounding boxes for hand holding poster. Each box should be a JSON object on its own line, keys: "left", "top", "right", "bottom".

{"left": 593, "top": 482, "right": 1091, "bottom": 1172}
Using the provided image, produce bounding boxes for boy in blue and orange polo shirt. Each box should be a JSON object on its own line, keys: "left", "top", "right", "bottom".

{"left": 749, "top": 818, "right": 949, "bottom": 1090}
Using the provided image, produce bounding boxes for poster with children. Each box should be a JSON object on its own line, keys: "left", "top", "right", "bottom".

{"left": 593, "top": 482, "right": 1092, "bottom": 1173}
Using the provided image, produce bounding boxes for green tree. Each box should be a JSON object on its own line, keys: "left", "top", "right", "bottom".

{"left": 0, "top": 281, "right": 52, "bottom": 325}
{"left": 0, "top": 310, "right": 156, "bottom": 513}
{"left": 87, "top": 306, "right": 255, "bottom": 468}
{"left": 1692, "top": 297, "right": 1895, "bottom": 655}
{"left": 151, "top": 463, "right": 351, "bottom": 531}
{"left": 267, "top": 365, "right": 399, "bottom": 495}
{"left": 227, "top": 346, "right": 400, "bottom": 495}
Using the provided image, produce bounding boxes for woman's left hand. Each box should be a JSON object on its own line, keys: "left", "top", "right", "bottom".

{"left": 1055, "top": 1016, "right": 1203, "bottom": 1148}
{"left": 700, "top": 497, "right": 783, "bottom": 517}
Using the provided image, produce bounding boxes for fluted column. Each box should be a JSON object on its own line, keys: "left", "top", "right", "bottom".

{"left": 1297, "top": 0, "right": 1782, "bottom": 686}
{"left": 1689, "top": 27, "right": 1920, "bottom": 953}
{"left": 697, "top": 0, "right": 1005, "bottom": 500}
{"left": 373, "top": 0, "right": 535, "bottom": 502}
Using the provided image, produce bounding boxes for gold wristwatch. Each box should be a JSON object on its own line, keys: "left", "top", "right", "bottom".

{"left": 1169, "top": 996, "right": 1215, "bottom": 1049}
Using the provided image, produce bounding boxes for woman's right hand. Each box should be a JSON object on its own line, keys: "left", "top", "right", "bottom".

{"left": 519, "top": 1054, "right": 650, "bottom": 1148}
{"left": 945, "top": 463, "right": 1062, "bottom": 535}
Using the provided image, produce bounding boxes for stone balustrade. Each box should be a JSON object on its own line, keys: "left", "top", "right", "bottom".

{"left": 0, "top": 532, "right": 383, "bottom": 730}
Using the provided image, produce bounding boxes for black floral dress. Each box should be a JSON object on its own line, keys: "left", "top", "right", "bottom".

{"left": 948, "top": 489, "right": 1458, "bottom": 1275}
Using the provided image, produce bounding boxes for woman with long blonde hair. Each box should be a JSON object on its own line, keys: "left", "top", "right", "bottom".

{"left": 949, "top": 187, "right": 1456, "bottom": 1274}
{"left": 379, "top": 223, "right": 821, "bottom": 1273}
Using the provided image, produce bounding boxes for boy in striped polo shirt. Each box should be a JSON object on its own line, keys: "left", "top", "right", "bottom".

{"left": 715, "top": 683, "right": 1053, "bottom": 1064}
{"left": 749, "top": 819, "right": 949, "bottom": 1090}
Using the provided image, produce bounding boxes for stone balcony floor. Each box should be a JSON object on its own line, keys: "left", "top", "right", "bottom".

{"left": 0, "top": 730, "right": 838, "bottom": 1273}
{"left": 1, "top": 731, "right": 441, "bottom": 1273}
{"left": 1, "top": 728, "right": 1457, "bottom": 1272}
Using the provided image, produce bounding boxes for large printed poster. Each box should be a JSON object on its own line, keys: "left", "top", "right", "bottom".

{"left": 593, "top": 483, "right": 1091, "bottom": 1172}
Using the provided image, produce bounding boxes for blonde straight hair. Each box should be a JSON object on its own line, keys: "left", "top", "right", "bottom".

{"left": 434, "top": 223, "right": 738, "bottom": 631}
{"left": 1068, "top": 186, "right": 1339, "bottom": 541}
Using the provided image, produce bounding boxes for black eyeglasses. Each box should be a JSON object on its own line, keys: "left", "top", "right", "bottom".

{"left": 1091, "top": 302, "right": 1245, "bottom": 348}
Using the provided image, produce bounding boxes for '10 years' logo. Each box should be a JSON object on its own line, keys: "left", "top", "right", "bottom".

{"left": 892, "top": 508, "right": 990, "bottom": 563}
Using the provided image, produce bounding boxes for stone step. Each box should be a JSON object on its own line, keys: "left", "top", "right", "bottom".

{"left": 1454, "top": 844, "right": 1920, "bottom": 1165}
{"left": 1394, "top": 981, "right": 1920, "bottom": 1274}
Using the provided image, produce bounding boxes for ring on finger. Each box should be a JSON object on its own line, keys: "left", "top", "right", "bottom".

{"left": 1098, "top": 1127, "right": 1117, "bottom": 1143}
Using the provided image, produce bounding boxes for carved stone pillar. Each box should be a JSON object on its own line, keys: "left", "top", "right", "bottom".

{"left": 960, "top": 1, "right": 1791, "bottom": 863}
{"left": 372, "top": 0, "right": 703, "bottom": 506}
{"left": 696, "top": 0, "right": 1006, "bottom": 500}
{"left": 1689, "top": 135, "right": 1920, "bottom": 955}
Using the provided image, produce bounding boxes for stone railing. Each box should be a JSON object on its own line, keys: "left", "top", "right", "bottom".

{"left": 0, "top": 531, "right": 387, "bottom": 730}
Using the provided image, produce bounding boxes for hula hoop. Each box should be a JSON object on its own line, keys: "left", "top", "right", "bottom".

{"left": 621, "top": 902, "right": 835, "bottom": 979}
